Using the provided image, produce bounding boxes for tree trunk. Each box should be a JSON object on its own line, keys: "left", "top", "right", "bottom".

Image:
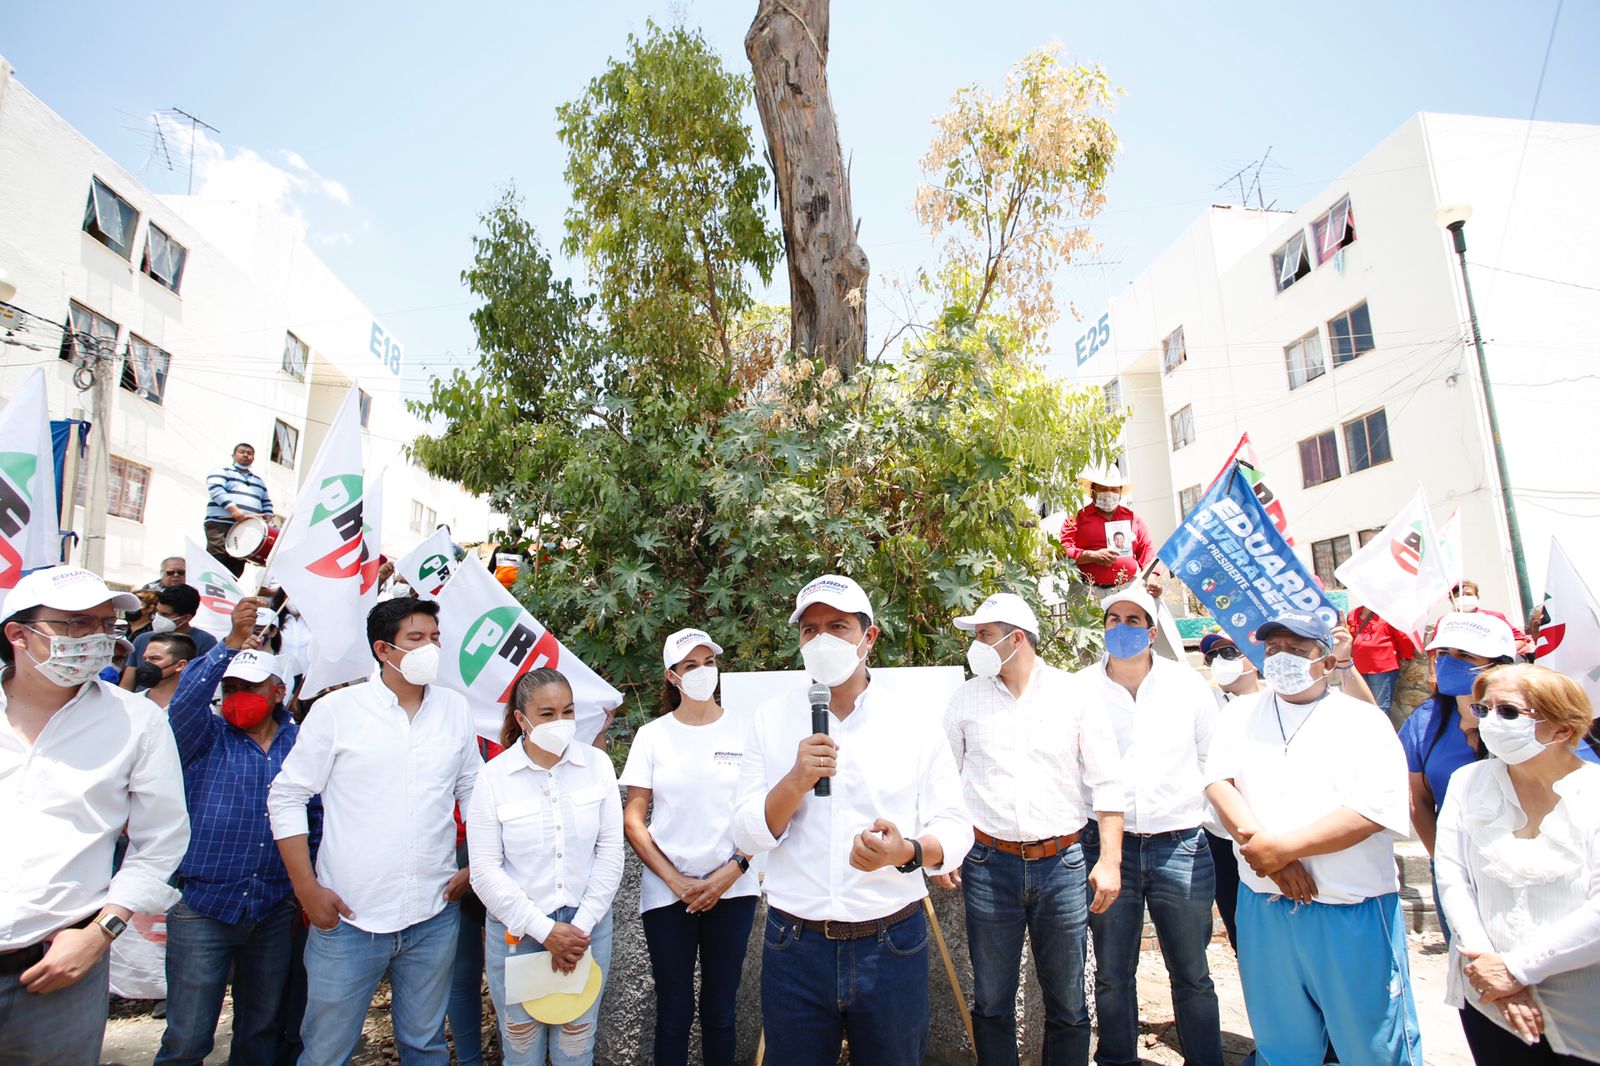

{"left": 746, "top": 0, "right": 869, "bottom": 377}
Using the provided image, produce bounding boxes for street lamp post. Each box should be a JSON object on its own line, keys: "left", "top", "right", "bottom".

{"left": 1435, "top": 202, "right": 1534, "bottom": 620}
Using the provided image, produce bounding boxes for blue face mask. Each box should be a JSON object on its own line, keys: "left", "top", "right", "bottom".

{"left": 1436, "top": 652, "right": 1482, "bottom": 697}
{"left": 1104, "top": 624, "right": 1152, "bottom": 660}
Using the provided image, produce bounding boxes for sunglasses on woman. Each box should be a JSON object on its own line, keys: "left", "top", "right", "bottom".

{"left": 1468, "top": 702, "right": 1537, "bottom": 721}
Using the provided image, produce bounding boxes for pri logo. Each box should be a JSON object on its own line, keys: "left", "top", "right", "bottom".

{"left": 0, "top": 451, "right": 38, "bottom": 588}
{"left": 304, "top": 475, "right": 380, "bottom": 594}
{"left": 1389, "top": 522, "right": 1426, "bottom": 577}
{"left": 1200, "top": 578, "right": 1217, "bottom": 593}
{"left": 417, "top": 553, "right": 453, "bottom": 596}
{"left": 460, "top": 605, "right": 562, "bottom": 701}
{"left": 196, "top": 567, "right": 241, "bottom": 618}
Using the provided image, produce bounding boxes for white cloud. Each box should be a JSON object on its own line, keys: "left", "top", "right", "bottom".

{"left": 320, "top": 178, "right": 351, "bottom": 205}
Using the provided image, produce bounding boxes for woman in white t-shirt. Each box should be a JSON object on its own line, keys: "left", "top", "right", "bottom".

{"left": 619, "top": 629, "right": 759, "bottom": 1066}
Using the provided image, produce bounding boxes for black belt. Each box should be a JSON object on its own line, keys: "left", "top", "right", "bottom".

{"left": 770, "top": 900, "right": 922, "bottom": 941}
{"left": 0, "top": 914, "right": 96, "bottom": 976}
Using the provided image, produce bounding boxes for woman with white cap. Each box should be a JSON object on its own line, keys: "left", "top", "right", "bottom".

{"left": 619, "top": 629, "right": 758, "bottom": 1066}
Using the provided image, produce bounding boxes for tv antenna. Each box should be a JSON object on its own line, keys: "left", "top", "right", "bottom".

{"left": 1216, "top": 147, "right": 1277, "bottom": 211}
{"left": 164, "top": 107, "right": 221, "bottom": 195}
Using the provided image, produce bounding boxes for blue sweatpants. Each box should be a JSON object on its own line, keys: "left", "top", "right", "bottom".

{"left": 1236, "top": 887, "right": 1422, "bottom": 1066}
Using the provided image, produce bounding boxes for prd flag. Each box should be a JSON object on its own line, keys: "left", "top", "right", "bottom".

{"left": 394, "top": 525, "right": 458, "bottom": 598}
{"left": 1334, "top": 488, "right": 1450, "bottom": 641}
{"left": 186, "top": 538, "right": 244, "bottom": 639}
{"left": 1534, "top": 538, "right": 1600, "bottom": 713}
{"left": 1159, "top": 462, "right": 1338, "bottom": 669}
{"left": 270, "top": 389, "right": 383, "bottom": 695}
{"left": 1206, "top": 433, "right": 1293, "bottom": 546}
{"left": 433, "top": 556, "right": 622, "bottom": 745}
{"left": 0, "top": 369, "right": 61, "bottom": 589}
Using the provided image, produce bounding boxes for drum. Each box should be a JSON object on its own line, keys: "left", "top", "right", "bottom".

{"left": 224, "top": 517, "right": 280, "bottom": 565}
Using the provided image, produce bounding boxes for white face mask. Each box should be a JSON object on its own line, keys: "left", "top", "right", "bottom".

{"left": 801, "top": 632, "right": 868, "bottom": 688}
{"left": 25, "top": 630, "right": 116, "bottom": 689}
{"left": 674, "top": 665, "right": 719, "bottom": 702}
{"left": 1093, "top": 491, "right": 1122, "bottom": 512}
{"left": 1455, "top": 594, "right": 1480, "bottom": 612}
{"left": 1262, "top": 651, "right": 1320, "bottom": 696}
{"left": 392, "top": 642, "right": 440, "bottom": 686}
{"left": 966, "top": 636, "right": 1018, "bottom": 679}
{"left": 150, "top": 613, "right": 178, "bottom": 634}
{"left": 1478, "top": 714, "right": 1557, "bottom": 765}
{"left": 1209, "top": 656, "right": 1246, "bottom": 686}
{"left": 527, "top": 718, "right": 576, "bottom": 756}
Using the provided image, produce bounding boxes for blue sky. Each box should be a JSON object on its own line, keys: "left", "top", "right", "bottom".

{"left": 7, "top": 1, "right": 1595, "bottom": 396}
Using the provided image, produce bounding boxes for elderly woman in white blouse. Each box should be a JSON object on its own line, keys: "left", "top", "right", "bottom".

{"left": 468, "top": 668, "right": 624, "bottom": 1066}
{"left": 1435, "top": 663, "right": 1600, "bottom": 1065}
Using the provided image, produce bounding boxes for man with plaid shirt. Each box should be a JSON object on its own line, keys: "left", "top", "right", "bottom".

{"left": 155, "top": 598, "right": 320, "bottom": 1066}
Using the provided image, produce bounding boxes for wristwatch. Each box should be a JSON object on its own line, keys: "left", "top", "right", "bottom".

{"left": 730, "top": 853, "right": 751, "bottom": 875}
{"left": 895, "top": 837, "right": 924, "bottom": 874}
{"left": 94, "top": 913, "right": 128, "bottom": 942}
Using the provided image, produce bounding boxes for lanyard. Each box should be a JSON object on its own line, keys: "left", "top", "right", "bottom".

{"left": 1272, "top": 692, "right": 1328, "bottom": 753}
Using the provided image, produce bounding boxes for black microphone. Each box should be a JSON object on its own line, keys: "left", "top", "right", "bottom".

{"left": 808, "top": 682, "right": 831, "bottom": 797}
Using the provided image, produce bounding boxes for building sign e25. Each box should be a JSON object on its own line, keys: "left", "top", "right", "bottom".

{"left": 1074, "top": 312, "right": 1110, "bottom": 366}
{"left": 369, "top": 322, "right": 402, "bottom": 376}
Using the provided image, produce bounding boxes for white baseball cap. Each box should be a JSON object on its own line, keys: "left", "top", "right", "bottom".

{"left": 954, "top": 592, "right": 1040, "bottom": 637}
{"left": 1426, "top": 611, "right": 1516, "bottom": 660}
{"left": 2, "top": 566, "right": 140, "bottom": 619}
{"left": 224, "top": 649, "right": 284, "bottom": 684}
{"left": 1100, "top": 585, "right": 1161, "bottom": 624}
{"left": 788, "top": 574, "right": 875, "bottom": 624}
{"left": 661, "top": 628, "right": 724, "bottom": 669}
{"left": 1080, "top": 466, "right": 1135, "bottom": 490}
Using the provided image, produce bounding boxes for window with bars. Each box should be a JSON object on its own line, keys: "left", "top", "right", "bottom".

{"left": 58, "top": 301, "right": 119, "bottom": 368}
{"left": 1273, "top": 232, "right": 1311, "bottom": 292}
{"left": 410, "top": 500, "right": 437, "bottom": 533}
{"left": 1298, "top": 429, "right": 1341, "bottom": 487}
{"left": 282, "top": 332, "right": 309, "bottom": 381}
{"left": 1311, "top": 534, "right": 1353, "bottom": 589}
{"left": 1328, "top": 302, "right": 1375, "bottom": 365}
{"left": 140, "top": 224, "right": 188, "bottom": 293}
{"left": 1311, "top": 195, "right": 1355, "bottom": 264}
{"left": 1284, "top": 330, "right": 1326, "bottom": 391}
{"left": 1357, "top": 527, "right": 1384, "bottom": 547}
{"left": 120, "top": 336, "right": 171, "bottom": 404}
{"left": 1178, "top": 483, "right": 1203, "bottom": 518}
{"left": 1102, "top": 378, "right": 1122, "bottom": 414}
{"left": 359, "top": 389, "right": 372, "bottom": 428}
{"left": 75, "top": 455, "right": 151, "bottom": 521}
{"left": 271, "top": 419, "right": 299, "bottom": 468}
{"left": 1344, "top": 408, "right": 1392, "bottom": 473}
{"left": 1169, "top": 404, "right": 1195, "bottom": 450}
{"left": 1162, "top": 326, "right": 1187, "bottom": 373}
{"left": 82, "top": 177, "right": 139, "bottom": 259}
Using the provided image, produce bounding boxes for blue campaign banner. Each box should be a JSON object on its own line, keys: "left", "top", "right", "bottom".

{"left": 1157, "top": 463, "right": 1339, "bottom": 669}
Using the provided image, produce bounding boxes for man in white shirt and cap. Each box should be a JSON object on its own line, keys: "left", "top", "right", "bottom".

{"left": 939, "top": 591, "right": 1125, "bottom": 1066}
{"left": 1074, "top": 586, "right": 1222, "bottom": 1066}
{"left": 0, "top": 566, "right": 190, "bottom": 1065}
{"left": 1205, "top": 608, "right": 1423, "bottom": 1065}
{"left": 734, "top": 574, "right": 973, "bottom": 1066}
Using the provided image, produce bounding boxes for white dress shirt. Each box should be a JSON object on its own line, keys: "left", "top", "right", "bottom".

{"left": 734, "top": 676, "right": 974, "bottom": 922}
{"left": 944, "top": 662, "right": 1125, "bottom": 840}
{"left": 1437, "top": 760, "right": 1600, "bottom": 1061}
{"left": 1204, "top": 689, "right": 1410, "bottom": 905}
{"left": 467, "top": 737, "right": 624, "bottom": 942}
{"left": 1074, "top": 656, "right": 1215, "bottom": 834}
{"left": 268, "top": 675, "right": 479, "bottom": 934}
{"left": 1, "top": 677, "right": 189, "bottom": 950}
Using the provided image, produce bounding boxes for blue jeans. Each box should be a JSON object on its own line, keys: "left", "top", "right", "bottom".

{"left": 157, "top": 897, "right": 297, "bottom": 1066}
{"left": 1081, "top": 824, "right": 1222, "bottom": 1066}
{"left": 0, "top": 945, "right": 108, "bottom": 1066}
{"left": 485, "top": 907, "right": 613, "bottom": 1066}
{"left": 1364, "top": 670, "right": 1400, "bottom": 717}
{"left": 760, "top": 905, "right": 930, "bottom": 1066}
{"left": 962, "top": 839, "right": 1092, "bottom": 1065}
{"left": 1205, "top": 830, "right": 1241, "bottom": 952}
{"left": 299, "top": 902, "right": 459, "bottom": 1066}
{"left": 641, "top": 897, "right": 758, "bottom": 1066}
{"left": 447, "top": 904, "right": 484, "bottom": 1066}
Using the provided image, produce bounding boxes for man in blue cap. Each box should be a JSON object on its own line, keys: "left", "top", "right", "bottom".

{"left": 1203, "top": 609, "right": 1423, "bottom": 1065}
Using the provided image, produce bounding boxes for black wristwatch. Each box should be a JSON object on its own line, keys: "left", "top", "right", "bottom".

{"left": 895, "top": 837, "right": 924, "bottom": 874}
{"left": 730, "top": 853, "right": 751, "bottom": 875}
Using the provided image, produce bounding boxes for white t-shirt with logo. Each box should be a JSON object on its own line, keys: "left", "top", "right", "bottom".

{"left": 619, "top": 710, "right": 761, "bottom": 914}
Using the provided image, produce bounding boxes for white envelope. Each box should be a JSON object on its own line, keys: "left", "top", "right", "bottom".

{"left": 505, "top": 947, "right": 593, "bottom": 1003}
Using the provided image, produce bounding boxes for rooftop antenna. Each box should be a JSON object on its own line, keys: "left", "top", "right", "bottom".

{"left": 168, "top": 107, "right": 220, "bottom": 195}
{"left": 140, "top": 115, "right": 176, "bottom": 176}
{"left": 1215, "top": 146, "right": 1275, "bottom": 210}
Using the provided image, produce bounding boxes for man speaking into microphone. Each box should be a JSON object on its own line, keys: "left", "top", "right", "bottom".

{"left": 734, "top": 574, "right": 973, "bottom": 1066}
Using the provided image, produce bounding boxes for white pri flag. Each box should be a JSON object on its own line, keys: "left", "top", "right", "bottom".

{"left": 1534, "top": 538, "right": 1600, "bottom": 715}
{"left": 394, "top": 526, "right": 458, "bottom": 599}
{"left": 433, "top": 556, "right": 622, "bottom": 744}
{"left": 0, "top": 369, "right": 61, "bottom": 591}
{"left": 187, "top": 538, "right": 245, "bottom": 640}
{"left": 270, "top": 390, "right": 383, "bottom": 695}
{"left": 1435, "top": 510, "right": 1464, "bottom": 594}
{"left": 1334, "top": 488, "right": 1451, "bottom": 641}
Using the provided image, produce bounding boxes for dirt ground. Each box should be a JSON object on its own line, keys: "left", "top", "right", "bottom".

{"left": 101, "top": 927, "right": 1469, "bottom": 1065}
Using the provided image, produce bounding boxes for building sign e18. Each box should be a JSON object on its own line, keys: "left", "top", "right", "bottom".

{"left": 369, "top": 322, "right": 402, "bottom": 376}
{"left": 1074, "top": 312, "right": 1111, "bottom": 366}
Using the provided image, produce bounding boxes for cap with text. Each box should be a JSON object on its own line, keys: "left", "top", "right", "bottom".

{"left": 1100, "top": 585, "right": 1161, "bottom": 625}
{"left": 661, "top": 627, "right": 725, "bottom": 670}
{"left": 1425, "top": 611, "right": 1516, "bottom": 661}
{"left": 789, "top": 574, "right": 875, "bottom": 625}
{"left": 1254, "top": 609, "right": 1333, "bottom": 646}
{"left": 954, "top": 592, "right": 1040, "bottom": 637}
{"left": 224, "top": 649, "right": 284, "bottom": 684}
{"left": 2, "top": 566, "right": 141, "bottom": 619}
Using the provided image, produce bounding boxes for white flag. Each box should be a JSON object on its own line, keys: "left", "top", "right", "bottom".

{"left": 433, "top": 556, "right": 621, "bottom": 744}
{"left": 187, "top": 538, "right": 245, "bottom": 640}
{"left": 1334, "top": 488, "right": 1451, "bottom": 640}
{"left": 394, "top": 526, "right": 458, "bottom": 598}
{"left": 1435, "top": 509, "right": 1464, "bottom": 593}
{"left": 0, "top": 369, "right": 61, "bottom": 590}
{"left": 270, "top": 390, "right": 383, "bottom": 695}
{"left": 1535, "top": 538, "right": 1600, "bottom": 715}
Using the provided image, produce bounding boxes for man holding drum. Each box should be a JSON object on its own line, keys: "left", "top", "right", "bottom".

{"left": 204, "top": 443, "right": 274, "bottom": 578}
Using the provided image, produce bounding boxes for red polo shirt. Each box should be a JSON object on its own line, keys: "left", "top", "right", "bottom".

{"left": 1060, "top": 505, "right": 1154, "bottom": 587}
{"left": 1349, "top": 607, "right": 1416, "bottom": 673}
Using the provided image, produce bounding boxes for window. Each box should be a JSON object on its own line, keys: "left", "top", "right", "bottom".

{"left": 270, "top": 419, "right": 299, "bottom": 467}
{"left": 1311, "top": 535, "right": 1353, "bottom": 590}
{"left": 120, "top": 336, "right": 171, "bottom": 404}
{"left": 358, "top": 389, "right": 372, "bottom": 428}
{"left": 1169, "top": 404, "right": 1195, "bottom": 451}
{"left": 1284, "top": 330, "right": 1327, "bottom": 391}
{"left": 1357, "top": 527, "right": 1384, "bottom": 547}
{"left": 1102, "top": 378, "right": 1122, "bottom": 414}
{"left": 140, "top": 224, "right": 187, "bottom": 293}
{"left": 1272, "top": 232, "right": 1311, "bottom": 292}
{"left": 1311, "top": 195, "right": 1355, "bottom": 264}
{"left": 1327, "top": 301, "right": 1375, "bottom": 365}
{"left": 410, "top": 500, "right": 437, "bottom": 534}
{"left": 58, "top": 301, "right": 119, "bottom": 367}
{"left": 1298, "top": 429, "right": 1341, "bottom": 487}
{"left": 1178, "top": 483, "right": 1203, "bottom": 517}
{"left": 1161, "top": 326, "right": 1187, "bottom": 373}
{"left": 1343, "top": 408, "right": 1392, "bottom": 473}
{"left": 84, "top": 455, "right": 152, "bottom": 522}
{"left": 82, "top": 177, "right": 139, "bottom": 259}
{"left": 282, "top": 332, "right": 308, "bottom": 381}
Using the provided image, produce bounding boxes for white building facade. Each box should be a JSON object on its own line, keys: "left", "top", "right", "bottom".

{"left": 0, "top": 63, "right": 490, "bottom": 589}
{"left": 1071, "top": 112, "right": 1600, "bottom": 618}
